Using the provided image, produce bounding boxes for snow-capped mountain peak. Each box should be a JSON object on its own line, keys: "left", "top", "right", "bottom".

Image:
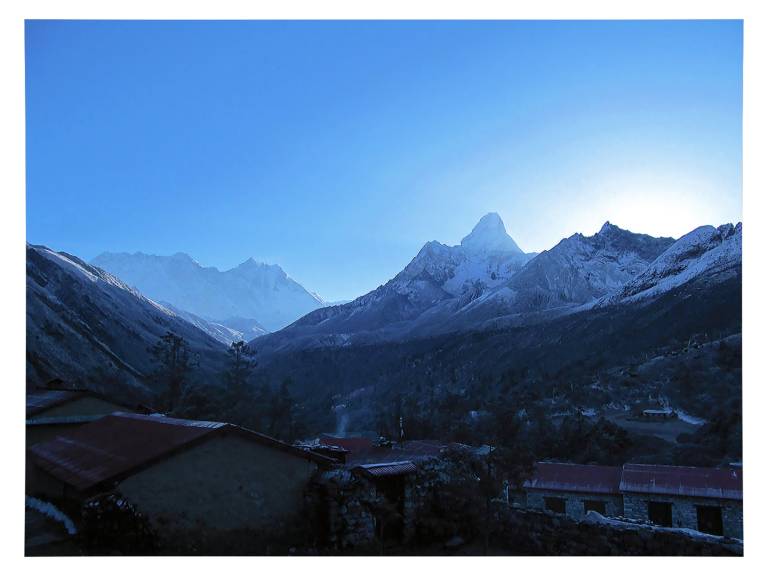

{"left": 460, "top": 212, "right": 523, "bottom": 254}
{"left": 91, "top": 251, "right": 325, "bottom": 331}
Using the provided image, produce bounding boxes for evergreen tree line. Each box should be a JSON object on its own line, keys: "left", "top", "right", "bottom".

{"left": 148, "top": 332, "right": 307, "bottom": 442}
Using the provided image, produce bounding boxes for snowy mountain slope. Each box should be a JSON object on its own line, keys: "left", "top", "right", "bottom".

{"left": 452, "top": 222, "right": 676, "bottom": 322}
{"left": 90, "top": 252, "right": 325, "bottom": 331}
{"left": 599, "top": 223, "right": 742, "bottom": 306}
{"left": 252, "top": 213, "right": 536, "bottom": 350}
{"left": 160, "top": 303, "right": 268, "bottom": 345}
{"left": 27, "top": 244, "right": 227, "bottom": 395}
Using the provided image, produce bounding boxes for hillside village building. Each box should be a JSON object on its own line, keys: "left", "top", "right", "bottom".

{"left": 523, "top": 462, "right": 743, "bottom": 539}
{"left": 27, "top": 412, "right": 334, "bottom": 550}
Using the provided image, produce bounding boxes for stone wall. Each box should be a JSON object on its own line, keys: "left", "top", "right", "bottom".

{"left": 495, "top": 506, "right": 743, "bottom": 556}
{"left": 525, "top": 489, "right": 624, "bottom": 521}
{"left": 622, "top": 492, "right": 743, "bottom": 539}
{"left": 309, "top": 468, "right": 419, "bottom": 551}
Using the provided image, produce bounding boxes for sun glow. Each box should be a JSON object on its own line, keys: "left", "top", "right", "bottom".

{"left": 588, "top": 171, "right": 738, "bottom": 240}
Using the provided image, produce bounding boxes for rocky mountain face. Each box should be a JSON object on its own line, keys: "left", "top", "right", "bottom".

{"left": 599, "top": 223, "right": 742, "bottom": 306}
{"left": 27, "top": 244, "right": 227, "bottom": 398}
{"left": 90, "top": 251, "right": 325, "bottom": 333}
{"left": 449, "top": 222, "right": 677, "bottom": 330}
{"left": 256, "top": 213, "right": 536, "bottom": 350}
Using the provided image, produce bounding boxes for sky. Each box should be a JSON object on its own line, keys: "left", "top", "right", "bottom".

{"left": 26, "top": 20, "right": 742, "bottom": 301}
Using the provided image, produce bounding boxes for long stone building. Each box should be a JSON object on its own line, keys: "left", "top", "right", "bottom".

{"left": 522, "top": 462, "right": 743, "bottom": 539}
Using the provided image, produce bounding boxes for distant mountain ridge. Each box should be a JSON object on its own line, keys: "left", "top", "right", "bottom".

{"left": 253, "top": 215, "right": 740, "bottom": 353}
{"left": 90, "top": 251, "right": 325, "bottom": 333}
{"left": 160, "top": 303, "right": 268, "bottom": 344}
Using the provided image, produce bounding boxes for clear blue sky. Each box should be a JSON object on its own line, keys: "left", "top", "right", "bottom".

{"left": 26, "top": 20, "right": 742, "bottom": 301}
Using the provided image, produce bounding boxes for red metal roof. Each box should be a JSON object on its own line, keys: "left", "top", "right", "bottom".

{"left": 620, "top": 464, "right": 743, "bottom": 500}
{"left": 523, "top": 462, "right": 623, "bottom": 495}
{"left": 354, "top": 461, "right": 418, "bottom": 478}
{"left": 28, "top": 413, "right": 332, "bottom": 493}
{"left": 320, "top": 435, "right": 374, "bottom": 454}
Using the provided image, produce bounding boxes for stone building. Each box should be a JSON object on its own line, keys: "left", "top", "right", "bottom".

{"left": 522, "top": 461, "right": 743, "bottom": 540}
{"left": 522, "top": 462, "right": 624, "bottom": 520}
{"left": 310, "top": 461, "right": 420, "bottom": 550}
{"left": 27, "top": 412, "right": 333, "bottom": 551}
{"left": 306, "top": 439, "right": 457, "bottom": 550}
{"left": 26, "top": 387, "right": 145, "bottom": 446}
{"left": 619, "top": 463, "right": 743, "bottom": 539}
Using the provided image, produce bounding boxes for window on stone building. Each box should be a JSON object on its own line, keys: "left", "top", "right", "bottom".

{"left": 583, "top": 500, "right": 606, "bottom": 515}
{"left": 544, "top": 497, "right": 566, "bottom": 514}
{"left": 647, "top": 501, "right": 673, "bottom": 527}
{"left": 696, "top": 505, "right": 724, "bottom": 536}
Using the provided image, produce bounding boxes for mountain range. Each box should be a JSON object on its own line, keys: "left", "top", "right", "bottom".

{"left": 252, "top": 214, "right": 740, "bottom": 355}
{"left": 90, "top": 251, "right": 326, "bottom": 339}
{"left": 26, "top": 213, "right": 742, "bottom": 427}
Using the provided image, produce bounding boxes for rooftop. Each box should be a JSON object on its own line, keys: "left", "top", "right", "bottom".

{"left": 620, "top": 463, "right": 743, "bottom": 500}
{"left": 353, "top": 461, "right": 419, "bottom": 478}
{"left": 319, "top": 434, "right": 374, "bottom": 455}
{"left": 523, "top": 462, "right": 623, "bottom": 495}
{"left": 522, "top": 461, "right": 744, "bottom": 500}
{"left": 26, "top": 390, "right": 85, "bottom": 418}
{"left": 26, "top": 387, "right": 143, "bottom": 418}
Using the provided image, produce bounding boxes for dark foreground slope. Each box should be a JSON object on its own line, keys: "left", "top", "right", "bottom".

{"left": 27, "top": 244, "right": 227, "bottom": 402}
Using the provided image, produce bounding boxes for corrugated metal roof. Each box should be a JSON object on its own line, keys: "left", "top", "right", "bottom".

{"left": 26, "top": 415, "right": 104, "bottom": 426}
{"left": 523, "top": 462, "right": 623, "bottom": 495}
{"left": 320, "top": 435, "right": 374, "bottom": 454}
{"left": 28, "top": 412, "right": 332, "bottom": 493}
{"left": 620, "top": 463, "right": 743, "bottom": 500}
{"left": 354, "top": 461, "right": 418, "bottom": 478}
{"left": 26, "top": 388, "right": 142, "bottom": 418}
{"left": 26, "top": 390, "right": 84, "bottom": 417}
